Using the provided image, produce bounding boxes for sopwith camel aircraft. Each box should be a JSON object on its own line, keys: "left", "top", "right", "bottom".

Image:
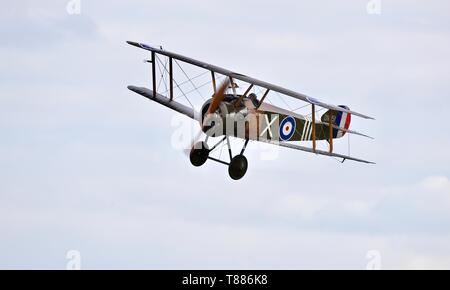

{"left": 127, "top": 41, "right": 374, "bottom": 180}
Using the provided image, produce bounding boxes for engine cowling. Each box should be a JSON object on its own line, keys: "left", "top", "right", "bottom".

{"left": 200, "top": 99, "right": 225, "bottom": 137}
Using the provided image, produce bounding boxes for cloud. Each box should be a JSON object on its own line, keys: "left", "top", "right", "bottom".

{"left": 420, "top": 176, "right": 450, "bottom": 192}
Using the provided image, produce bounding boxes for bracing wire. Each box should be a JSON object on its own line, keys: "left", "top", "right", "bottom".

{"left": 155, "top": 56, "right": 194, "bottom": 109}
{"left": 174, "top": 59, "right": 205, "bottom": 101}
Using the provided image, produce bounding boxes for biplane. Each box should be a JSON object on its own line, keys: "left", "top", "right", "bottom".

{"left": 127, "top": 41, "right": 374, "bottom": 180}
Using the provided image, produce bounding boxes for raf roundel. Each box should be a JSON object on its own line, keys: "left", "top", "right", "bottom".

{"left": 279, "top": 116, "right": 296, "bottom": 141}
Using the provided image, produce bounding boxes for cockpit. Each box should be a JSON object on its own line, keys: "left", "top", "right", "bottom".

{"left": 222, "top": 93, "right": 260, "bottom": 108}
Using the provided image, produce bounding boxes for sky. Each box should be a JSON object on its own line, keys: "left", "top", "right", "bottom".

{"left": 1, "top": 0, "right": 450, "bottom": 269}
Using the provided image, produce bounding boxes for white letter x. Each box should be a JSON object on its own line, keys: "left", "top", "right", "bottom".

{"left": 260, "top": 114, "right": 278, "bottom": 138}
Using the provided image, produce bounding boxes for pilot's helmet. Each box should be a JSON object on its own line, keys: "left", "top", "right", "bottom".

{"left": 248, "top": 93, "right": 259, "bottom": 107}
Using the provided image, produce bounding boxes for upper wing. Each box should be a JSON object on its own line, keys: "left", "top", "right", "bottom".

{"left": 261, "top": 139, "right": 375, "bottom": 164}
{"left": 127, "top": 41, "right": 374, "bottom": 120}
{"left": 128, "top": 86, "right": 198, "bottom": 120}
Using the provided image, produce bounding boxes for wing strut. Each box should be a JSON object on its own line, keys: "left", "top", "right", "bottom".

{"left": 235, "top": 84, "right": 253, "bottom": 108}
{"left": 328, "top": 111, "right": 333, "bottom": 153}
{"left": 169, "top": 57, "right": 174, "bottom": 100}
{"left": 211, "top": 71, "right": 217, "bottom": 93}
{"left": 312, "top": 104, "right": 316, "bottom": 152}
{"left": 229, "top": 77, "right": 237, "bottom": 97}
{"left": 256, "top": 89, "right": 270, "bottom": 110}
{"left": 151, "top": 51, "right": 156, "bottom": 98}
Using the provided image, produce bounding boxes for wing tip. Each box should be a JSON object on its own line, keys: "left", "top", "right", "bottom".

{"left": 353, "top": 111, "right": 375, "bottom": 120}
{"left": 127, "top": 85, "right": 139, "bottom": 92}
{"left": 343, "top": 157, "right": 376, "bottom": 164}
{"left": 353, "top": 132, "right": 375, "bottom": 140}
{"left": 126, "top": 41, "right": 158, "bottom": 51}
{"left": 126, "top": 40, "right": 140, "bottom": 47}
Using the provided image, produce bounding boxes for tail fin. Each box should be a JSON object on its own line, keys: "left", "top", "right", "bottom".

{"left": 321, "top": 105, "right": 351, "bottom": 138}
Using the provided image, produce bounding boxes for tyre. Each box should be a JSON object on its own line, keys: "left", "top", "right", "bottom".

{"left": 228, "top": 155, "right": 248, "bottom": 180}
{"left": 189, "top": 142, "right": 209, "bottom": 167}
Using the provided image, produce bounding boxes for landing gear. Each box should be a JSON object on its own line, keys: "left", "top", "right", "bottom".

{"left": 189, "top": 137, "right": 250, "bottom": 180}
{"left": 189, "top": 141, "right": 209, "bottom": 167}
{"left": 228, "top": 155, "right": 248, "bottom": 180}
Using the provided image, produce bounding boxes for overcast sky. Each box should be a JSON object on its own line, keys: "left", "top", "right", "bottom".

{"left": 1, "top": 0, "right": 450, "bottom": 269}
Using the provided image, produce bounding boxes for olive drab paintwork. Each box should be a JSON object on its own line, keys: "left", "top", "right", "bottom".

{"left": 201, "top": 94, "right": 345, "bottom": 143}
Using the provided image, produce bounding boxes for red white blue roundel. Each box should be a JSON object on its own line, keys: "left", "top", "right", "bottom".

{"left": 279, "top": 116, "right": 296, "bottom": 141}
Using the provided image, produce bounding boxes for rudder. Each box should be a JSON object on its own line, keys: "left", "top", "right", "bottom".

{"left": 321, "top": 105, "right": 351, "bottom": 138}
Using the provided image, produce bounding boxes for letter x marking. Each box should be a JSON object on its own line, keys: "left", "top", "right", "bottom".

{"left": 260, "top": 115, "right": 278, "bottom": 138}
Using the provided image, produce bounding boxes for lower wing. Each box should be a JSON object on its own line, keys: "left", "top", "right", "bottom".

{"left": 128, "top": 85, "right": 198, "bottom": 120}
{"left": 259, "top": 139, "right": 375, "bottom": 164}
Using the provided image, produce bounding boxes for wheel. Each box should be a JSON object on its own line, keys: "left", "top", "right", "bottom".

{"left": 189, "top": 142, "right": 209, "bottom": 167}
{"left": 228, "top": 155, "right": 248, "bottom": 180}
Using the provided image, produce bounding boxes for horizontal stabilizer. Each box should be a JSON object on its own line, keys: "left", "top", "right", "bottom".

{"left": 319, "top": 122, "right": 374, "bottom": 139}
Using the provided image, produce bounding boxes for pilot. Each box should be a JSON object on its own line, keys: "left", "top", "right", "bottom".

{"left": 248, "top": 93, "right": 260, "bottom": 107}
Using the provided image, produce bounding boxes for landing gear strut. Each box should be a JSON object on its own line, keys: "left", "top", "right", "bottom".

{"left": 189, "top": 137, "right": 250, "bottom": 180}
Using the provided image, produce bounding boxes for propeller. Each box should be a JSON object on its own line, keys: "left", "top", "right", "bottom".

{"left": 206, "top": 78, "right": 230, "bottom": 116}
{"left": 185, "top": 78, "right": 230, "bottom": 154}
